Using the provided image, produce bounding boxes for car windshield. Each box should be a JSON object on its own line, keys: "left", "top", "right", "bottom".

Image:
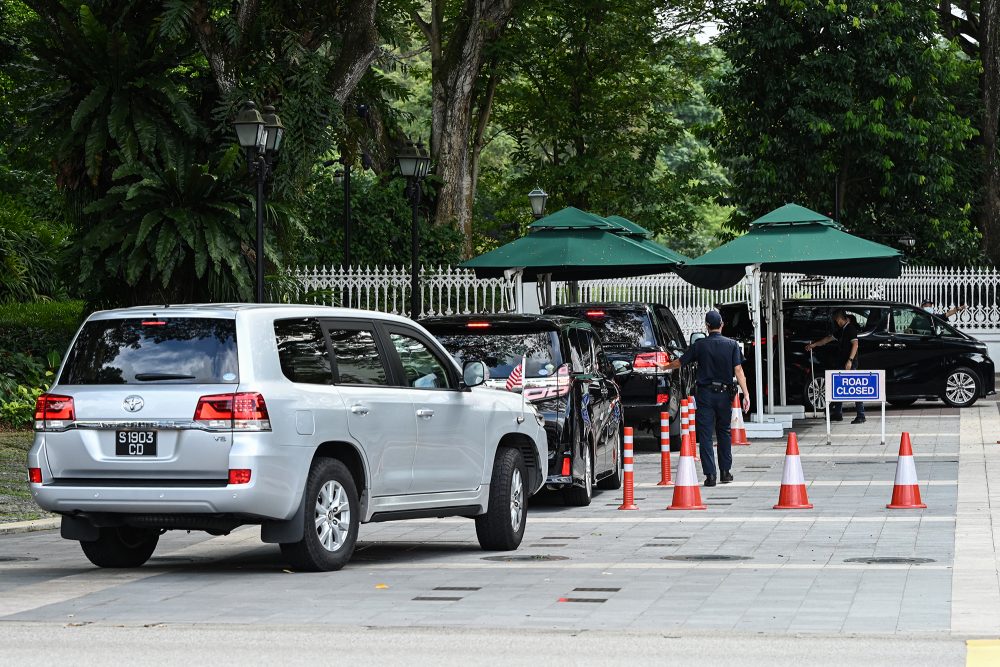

{"left": 435, "top": 331, "right": 563, "bottom": 380}
{"left": 60, "top": 317, "right": 239, "bottom": 384}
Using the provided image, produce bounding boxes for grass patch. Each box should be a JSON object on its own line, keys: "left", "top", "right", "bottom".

{"left": 0, "top": 430, "right": 53, "bottom": 523}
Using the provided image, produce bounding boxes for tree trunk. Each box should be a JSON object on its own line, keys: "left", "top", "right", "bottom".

{"left": 982, "top": 0, "right": 1000, "bottom": 263}
{"left": 416, "top": 0, "right": 515, "bottom": 257}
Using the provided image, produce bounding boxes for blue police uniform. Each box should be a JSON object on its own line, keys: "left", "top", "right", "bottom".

{"left": 679, "top": 330, "right": 745, "bottom": 477}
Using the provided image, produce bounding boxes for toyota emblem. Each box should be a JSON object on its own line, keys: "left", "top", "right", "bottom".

{"left": 123, "top": 395, "right": 144, "bottom": 412}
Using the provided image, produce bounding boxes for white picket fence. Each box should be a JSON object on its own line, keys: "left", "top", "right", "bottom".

{"left": 291, "top": 264, "right": 1000, "bottom": 336}
{"left": 288, "top": 265, "right": 516, "bottom": 316}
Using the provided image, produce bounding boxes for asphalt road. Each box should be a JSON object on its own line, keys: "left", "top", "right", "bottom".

{"left": 2, "top": 400, "right": 998, "bottom": 665}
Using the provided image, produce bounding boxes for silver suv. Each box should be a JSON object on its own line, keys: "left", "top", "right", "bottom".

{"left": 27, "top": 305, "right": 546, "bottom": 571}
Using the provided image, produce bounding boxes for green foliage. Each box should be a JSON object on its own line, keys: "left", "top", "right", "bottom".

{"left": 483, "top": 0, "right": 726, "bottom": 251}
{"left": 0, "top": 385, "right": 45, "bottom": 429}
{"left": 0, "top": 194, "right": 71, "bottom": 303}
{"left": 299, "top": 171, "right": 462, "bottom": 267}
{"left": 712, "top": 0, "right": 982, "bottom": 264}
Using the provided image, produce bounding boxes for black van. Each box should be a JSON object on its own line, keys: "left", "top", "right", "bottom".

{"left": 718, "top": 299, "right": 995, "bottom": 409}
{"left": 543, "top": 303, "right": 694, "bottom": 446}
{"left": 420, "top": 314, "right": 624, "bottom": 506}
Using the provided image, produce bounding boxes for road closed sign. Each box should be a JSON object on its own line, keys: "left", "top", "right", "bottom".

{"left": 824, "top": 370, "right": 886, "bottom": 403}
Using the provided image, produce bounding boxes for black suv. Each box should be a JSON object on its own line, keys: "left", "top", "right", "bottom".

{"left": 420, "top": 314, "right": 624, "bottom": 506}
{"left": 718, "top": 299, "right": 996, "bottom": 409}
{"left": 543, "top": 303, "right": 694, "bottom": 446}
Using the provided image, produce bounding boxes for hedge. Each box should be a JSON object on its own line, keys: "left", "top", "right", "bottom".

{"left": 0, "top": 300, "right": 87, "bottom": 358}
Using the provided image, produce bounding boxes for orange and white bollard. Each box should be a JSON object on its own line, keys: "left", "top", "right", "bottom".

{"left": 657, "top": 411, "right": 673, "bottom": 486}
{"left": 688, "top": 395, "right": 700, "bottom": 461}
{"left": 618, "top": 426, "right": 638, "bottom": 510}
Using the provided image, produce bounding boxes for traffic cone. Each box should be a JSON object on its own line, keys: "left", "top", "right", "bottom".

{"left": 618, "top": 427, "right": 638, "bottom": 510}
{"left": 731, "top": 391, "right": 750, "bottom": 446}
{"left": 656, "top": 411, "right": 673, "bottom": 486}
{"left": 688, "top": 395, "right": 700, "bottom": 461}
{"left": 773, "top": 432, "right": 813, "bottom": 509}
{"left": 667, "top": 416, "right": 706, "bottom": 511}
{"left": 886, "top": 432, "right": 927, "bottom": 509}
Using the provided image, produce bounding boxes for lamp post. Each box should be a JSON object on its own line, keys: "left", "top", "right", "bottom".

{"left": 898, "top": 234, "right": 916, "bottom": 250}
{"left": 396, "top": 138, "right": 431, "bottom": 319}
{"left": 233, "top": 101, "right": 284, "bottom": 303}
{"left": 528, "top": 187, "right": 548, "bottom": 220}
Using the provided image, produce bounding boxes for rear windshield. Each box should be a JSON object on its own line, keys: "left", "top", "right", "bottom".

{"left": 61, "top": 318, "right": 239, "bottom": 385}
{"left": 555, "top": 309, "right": 655, "bottom": 348}
{"left": 435, "top": 331, "right": 563, "bottom": 380}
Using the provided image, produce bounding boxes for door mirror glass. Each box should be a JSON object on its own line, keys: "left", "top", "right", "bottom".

{"left": 462, "top": 360, "right": 488, "bottom": 387}
{"left": 612, "top": 359, "right": 632, "bottom": 376}
{"left": 690, "top": 332, "right": 706, "bottom": 344}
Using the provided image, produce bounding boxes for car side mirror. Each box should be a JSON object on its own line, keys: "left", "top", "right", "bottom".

{"left": 612, "top": 359, "right": 632, "bottom": 377}
{"left": 934, "top": 325, "right": 944, "bottom": 337}
{"left": 462, "top": 360, "right": 488, "bottom": 388}
{"left": 689, "top": 332, "right": 706, "bottom": 344}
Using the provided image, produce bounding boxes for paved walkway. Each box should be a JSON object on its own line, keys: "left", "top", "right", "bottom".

{"left": 0, "top": 402, "right": 981, "bottom": 639}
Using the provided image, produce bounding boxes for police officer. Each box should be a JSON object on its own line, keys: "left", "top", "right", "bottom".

{"left": 666, "top": 310, "right": 750, "bottom": 487}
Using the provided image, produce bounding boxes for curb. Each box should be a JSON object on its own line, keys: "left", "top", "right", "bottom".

{"left": 0, "top": 518, "right": 60, "bottom": 536}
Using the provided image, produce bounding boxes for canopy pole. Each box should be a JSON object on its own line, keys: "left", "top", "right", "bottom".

{"left": 747, "top": 265, "right": 765, "bottom": 424}
{"left": 766, "top": 272, "right": 776, "bottom": 416}
{"left": 777, "top": 273, "right": 787, "bottom": 406}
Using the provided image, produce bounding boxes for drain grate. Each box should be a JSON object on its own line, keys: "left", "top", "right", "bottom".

{"left": 743, "top": 465, "right": 772, "bottom": 470}
{"left": 834, "top": 461, "right": 890, "bottom": 465}
{"left": 558, "top": 597, "right": 605, "bottom": 603}
{"left": 573, "top": 587, "right": 620, "bottom": 592}
{"left": 434, "top": 586, "right": 480, "bottom": 591}
{"left": 655, "top": 536, "right": 689, "bottom": 540}
{"left": 482, "top": 554, "right": 569, "bottom": 562}
{"left": 0, "top": 556, "right": 37, "bottom": 562}
{"left": 705, "top": 502, "right": 732, "bottom": 506}
{"left": 710, "top": 496, "right": 738, "bottom": 500}
{"left": 844, "top": 557, "right": 936, "bottom": 565}
{"left": 542, "top": 536, "right": 579, "bottom": 540}
{"left": 413, "top": 596, "right": 462, "bottom": 602}
{"left": 661, "top": 554, "right": 751, "bottom": 562}
{"left": 529, "top": 543, "right": 565, "bottom": 547}
{"left": 643, "top": 543, "right": 677, "bottom": 547}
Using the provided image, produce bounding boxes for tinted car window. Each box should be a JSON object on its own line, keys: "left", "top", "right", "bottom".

{"left": 566, "top": 310, "right": 656, "bottom": 348}
{"left": 892, "top": 307, "right": 935, "bottom": 336}
{"left": 274, "top": 318, "right": 332, "bottom": 385}
{"left": 572, "top": 328, "right": 595, "bottom": 373}
{"left": 390, "top": 333, "right": 452, "bottom": 389}
{"left": 61, "top": 318, "right": 238, "bottom": 385}
{"left": 326, "top": 328, "right": 388, "bottom": 385}
{"left": 435, "top": 331, "right": 563, "bottom": 380}
{"left": 655, "top": 306, "right": 684, "bottom": 349}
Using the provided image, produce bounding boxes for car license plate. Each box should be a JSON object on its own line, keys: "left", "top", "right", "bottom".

{"left": 115, "top": 430, "right": 157, "bottom": 456}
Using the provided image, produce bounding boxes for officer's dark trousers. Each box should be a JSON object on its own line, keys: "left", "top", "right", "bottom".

{"left": 695, "top": 387, "right": 732, "bottom": 476}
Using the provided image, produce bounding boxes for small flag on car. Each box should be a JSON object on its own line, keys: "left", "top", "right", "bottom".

{"left": 506, "top": 356, "right": 525, "bottom": 392}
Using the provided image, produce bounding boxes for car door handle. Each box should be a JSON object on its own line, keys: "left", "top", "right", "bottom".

{"left": 416, "top": 408, "right": 434, "bottom": 418}
{"left": 879, "top": 343, "right": 892, "bottom": 349}
{"left": 893, "top": 343, "right": 906, "bottom": 349}
{"left": 349, "top": 404, "right": 370, "bottom": 416}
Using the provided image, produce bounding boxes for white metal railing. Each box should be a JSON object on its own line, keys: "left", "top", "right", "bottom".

{"left": 290, "top": 264, "right": 1000, "bottom": 335}
{"left": 288, "top": 265, "right": 516, "bottom": 317}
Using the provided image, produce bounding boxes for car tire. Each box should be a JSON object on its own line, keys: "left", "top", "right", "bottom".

{"left": 476, "top": 447, "right": 527, "bottom": 551}
{"left": 597, "top": 428, "right": 623, "bottom": 490}
{"left": 888, "top": 398, "right": 917, "bottom": 408}
{"left": 942, "top": 366, "right": 981, "bottom": 408}
{"left": 563, "top": 444, "right": 594, "bottom": 506}
{"left": 79, "top": 527, "right": 159, "bottom": 568}
{"left": 280, "top": 458, "right": 360, "bottom": 572}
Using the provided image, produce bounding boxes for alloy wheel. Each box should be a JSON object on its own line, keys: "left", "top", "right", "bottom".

{"left": 946, "top": 371, "right": 976, "bottom": 406}
{"left": 509, "top": 468, "right": 523, "bottom": 533}
{"left": 315, "top": 480, "right": 351, "bottom": 552}
{"left": 807, "top": 378, "right": 827, "bottom": 411}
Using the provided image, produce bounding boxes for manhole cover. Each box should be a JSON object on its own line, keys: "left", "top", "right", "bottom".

{"left": 844, "top": 557, "right": 935, "bottom": 564}
{"left": 661, "top": 554, "right": 751, "bottom": 562}
{"left": 0, "top": 556, "right": 37, "bottom": 562}
{"left": 482, "top": 554, "right": 569, "bottom": 562}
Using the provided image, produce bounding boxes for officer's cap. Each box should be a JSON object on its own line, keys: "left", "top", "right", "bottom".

{"left": 705, "top": 310, "right": 723, "bottom": 328}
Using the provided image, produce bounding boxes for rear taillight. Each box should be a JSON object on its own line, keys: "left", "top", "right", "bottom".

{"left": 194, "top": 393, "right": 271, "bottom": 431}
{"left": 561, "top": 456, "right": 571, "bottom": 476}
{"left": 228, "top": 469, "right": 252, "bottom": 485}
{"left": 656, "top": 393, "right": 669, "bottom": 405}
{"left": 633, "top": 351, "right": 671, "bottom": 373}
{"left": 28, "top": 468, "right": 42, "bottom": 484}
{"left": 34, "top": 394, "right": 75, "bottom": 431}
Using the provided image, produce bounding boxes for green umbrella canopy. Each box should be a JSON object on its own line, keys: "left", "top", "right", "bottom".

{"left": 461, "top": 227, "right": 683, "bottom": 281}
{"left": 527, "top": 206, "right": 618, "bottom": 231}
{"left": 679, "top": 204, "right": 903, "bottom": 290}
{"left": 604, "top": 215, "right": 691, "bottom": 264}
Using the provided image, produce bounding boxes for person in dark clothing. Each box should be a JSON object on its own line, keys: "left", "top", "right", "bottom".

{"left": 666, "top": 310, "right": 750, "bottom": 487}
{"left": 805, "top": 309, "right": 866, "bottom": 424}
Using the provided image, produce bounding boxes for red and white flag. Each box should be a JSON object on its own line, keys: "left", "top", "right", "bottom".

{"left": 506, "top": 357, "right": 525, "bottom": 392}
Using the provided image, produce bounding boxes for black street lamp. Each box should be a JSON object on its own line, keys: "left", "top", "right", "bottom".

{"left": 233, "top": 101, "right": 283, "bottom": 303}
{"left": 528, "top": 186, "right": 548, "bottom": 220}
{"left": 396, "top": 138, "right": 431, "bottom": 319}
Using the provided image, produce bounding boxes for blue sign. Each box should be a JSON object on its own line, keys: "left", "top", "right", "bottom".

{"left": 825, "top": 370, "right": 885, "bottom": 403}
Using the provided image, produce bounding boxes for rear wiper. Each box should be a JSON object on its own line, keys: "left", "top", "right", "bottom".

{"left": 134, "top": 372, "right": 197, "bottom": 381}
